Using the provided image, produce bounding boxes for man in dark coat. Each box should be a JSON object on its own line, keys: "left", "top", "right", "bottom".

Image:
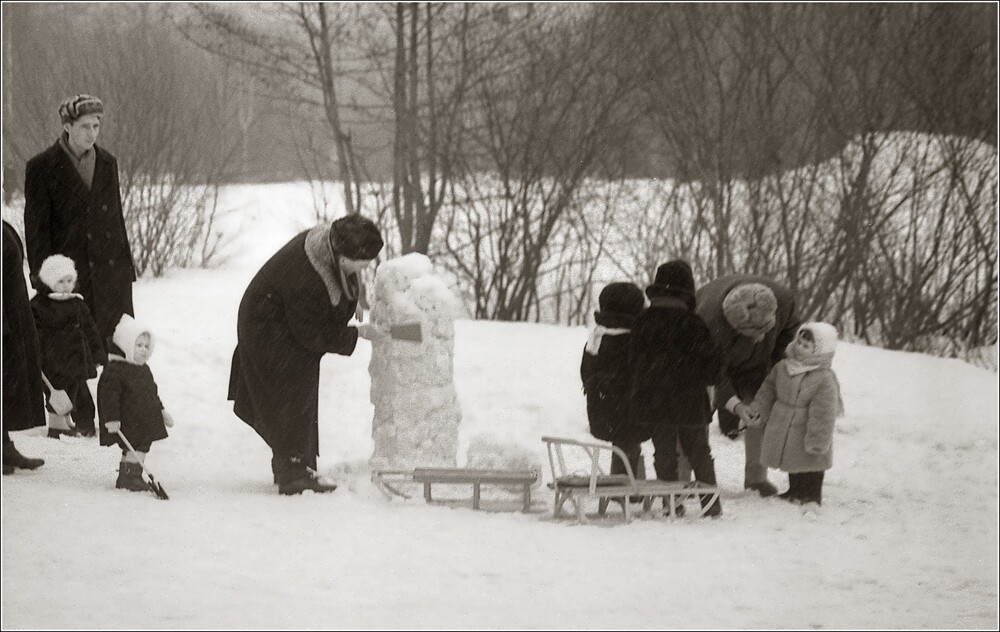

{"left": 3, "top": 220, "right": 46, "bottom": 474}
{"left": 696, "top": 274, "right": 801, "bottom": 497}
{"left": 228, "top": 215, "right": 386, "bottom": 495}
{"left": 24, "top": 94, "right": 136, "bottom": 349}
{"left": 630, "top": 260, "right": 723, "bottom": 516}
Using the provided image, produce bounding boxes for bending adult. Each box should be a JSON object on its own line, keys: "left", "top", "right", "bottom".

{"left": 696, "top": 275, "right": 801, "bottom": 497}
{"left": 3, "top": 220, "right": 46, "bottom": 474}
{"left": 228, "top": 215, "right": 386, "bottom": 495}
{"left": 24, "top": 94, "right": 135, "bottom": 348}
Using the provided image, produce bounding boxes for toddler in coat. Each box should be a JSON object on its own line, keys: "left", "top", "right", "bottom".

{"left": 30, "top": 254, "right": 107, "bottom": 437}
{"left": 748, "top": 322, "right": 844, "bottom": 513}
{"left": 98, "top": 314, "right": 174, "bottom": 492}
{"left": 580, "top": 282, "right": 647, "bottom": 479}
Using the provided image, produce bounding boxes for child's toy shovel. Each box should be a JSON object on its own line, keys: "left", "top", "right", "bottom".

{"left": 389, "top": 322, "right": 423, "bottom": 343}
{"left": 114, "top": 429, "right": 170, "bottom": 500}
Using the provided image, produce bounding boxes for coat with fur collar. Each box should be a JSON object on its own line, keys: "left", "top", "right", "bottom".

{"left": 227, "top": 227, "right": 360, "bottom": 458}
{"left": 752, "top": 360, "right": 839, "bottom": 472}
{"left": 30, "top": 290, "right": 107, "bottom": 387}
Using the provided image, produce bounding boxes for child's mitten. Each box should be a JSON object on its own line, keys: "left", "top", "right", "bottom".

{"left": 105, "top": 421, "right": 121, "bottom": 435}
{"left": 162, "top": 410, "right": 174, "bottom": 428}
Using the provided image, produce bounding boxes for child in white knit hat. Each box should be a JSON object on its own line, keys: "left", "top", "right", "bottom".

{"left": 97, "top": 314, "right": 174, "bottom": 492}
{"left": 30, "top": 254, "right": 107, "bottom": 437}
{"left": 747, "top": 322, "right": 844, "bottom": 515}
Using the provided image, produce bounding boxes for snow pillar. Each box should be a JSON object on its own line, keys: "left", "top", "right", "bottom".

{"left": 368, "top": 253, "right": 463, "bottom": 471}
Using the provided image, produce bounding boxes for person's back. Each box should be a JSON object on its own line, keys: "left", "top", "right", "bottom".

{"left": 580, "top": 282, "right": 645, "bottom": 477}
{"left": 629, "top": 260, "right": 723, "bottom": 517}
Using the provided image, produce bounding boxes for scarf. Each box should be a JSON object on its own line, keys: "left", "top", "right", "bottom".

{"left": 47, "top": 292, "right": 85, "bottom": 302}
{"left": 304, "top": 224, "right": 359, "bottom": 308}
{"left": 585, "top": 325, "right": 630, "bottom": 356}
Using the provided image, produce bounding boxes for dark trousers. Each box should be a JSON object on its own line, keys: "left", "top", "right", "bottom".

{"left": 650, "top": 425, "right": 717, "bottom": 486}
{"left": 609, "top": 442, "right": 645, "bottom": 479}
{"left": 788, "top": 471, "right": 825, "bottom": 504}
{"left": 45, "top": 380, "right": 96, "bottom": 431}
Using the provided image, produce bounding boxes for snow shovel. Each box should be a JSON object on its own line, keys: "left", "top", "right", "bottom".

{"left": 113, "top": 429, "right": 170, "bottom": 500}
{"left": 40, "top": 372, "right": 74, "bottom": 416}
{"left": 389, "top": 322, "right": 423, "bottom": 343}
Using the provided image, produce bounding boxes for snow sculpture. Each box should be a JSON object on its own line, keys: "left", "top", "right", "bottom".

{"left": 368, "top": 253, "right": 463, "bottom": 471}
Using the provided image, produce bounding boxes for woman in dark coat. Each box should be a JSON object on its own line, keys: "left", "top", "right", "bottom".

{"left": 696, "top": 274, "right": 801, "bottom": 497}
{"left": 3, "top": 220, "right": 46, "bottom": 473}
{"left": 228, "top": 215, "right": 385, "bottom": 495}
{"left": 630, "top": 260, "right": 723, "bottom": 516}
{"left": 24, "top": 94, "right": 136, "bottom": 348}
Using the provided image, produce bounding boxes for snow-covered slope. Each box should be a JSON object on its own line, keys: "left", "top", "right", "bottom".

{"left": 2, "top": 183, "right": 996, "bottom": 629}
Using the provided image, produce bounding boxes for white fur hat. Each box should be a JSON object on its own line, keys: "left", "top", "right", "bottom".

{"left": 799, "top": 321, "right": 838, "bottom": 356}
{"left": 38, "top": 254, "right": 77, "bottom": 291}
{"left": 111, "top": 314, "right": 154, "bottom": 363}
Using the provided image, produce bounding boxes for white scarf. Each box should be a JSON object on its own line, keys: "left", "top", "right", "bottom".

{"left": 785, "top": 351, "right": 834, "bottom": 376}
{"left": 585, "top": 325, "right": 630, "bottom": 355}
{"left": 48, "top": 292, "right": 85, "bottom": 301}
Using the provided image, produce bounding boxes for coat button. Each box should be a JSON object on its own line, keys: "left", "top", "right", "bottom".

{"left": 87, "top": 233, "right": 92, "bottom": 240}
{"left": 102, "top": 205, "right": 107, "bottom": 210}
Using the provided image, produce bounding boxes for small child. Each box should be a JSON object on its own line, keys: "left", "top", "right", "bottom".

{"left": 30, "top": 254, "right": 107, "bottom": 438}
{"left": 97, "top": 314, "right": 174, "bottom": 492}
{"left": 580, "top": 282, "right": 647, "bottom": 479}
{"left": 748, "top": 322, "right": 844, "bottom": 514}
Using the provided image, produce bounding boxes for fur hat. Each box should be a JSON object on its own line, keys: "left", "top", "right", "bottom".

{"left": 798, "top": 322, "right": 838, "bottom": 356}
{"left": 722, "top": 283, "right": 777, "bottom": 338}
{"left": 598, "top": 282, "right": 644, "bottom": 317}
{"left": 328, "top": 214, "right": 384, "bottom": 261}
{"left": 111, "top": 314, "right": 154, "bottom": 364}
{"left": 59, "top": 94, "right": 104, "bottom": 124}
{"left": 38, "top": 254, "right": 77, "bottom": 291}
{"left": 645, "top": 260, "right": 696, "bottom": 309}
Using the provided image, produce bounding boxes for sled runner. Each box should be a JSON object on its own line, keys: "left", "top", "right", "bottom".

{"left": 542, "top": 436, "right": 720, "bottom": 523}
{"left": 373, "top": 467, "right": 538, "bottom": 512}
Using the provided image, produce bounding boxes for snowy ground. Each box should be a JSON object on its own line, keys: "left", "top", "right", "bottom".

{"left": 2, "top": 183, "right": 998, "bottom": 629}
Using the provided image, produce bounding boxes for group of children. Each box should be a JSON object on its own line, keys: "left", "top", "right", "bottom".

{"left": 581, "top": 259, "right": 843, "bottom": 516}
{"left": 30, "top": 254, "right": 171, "bottom": 492}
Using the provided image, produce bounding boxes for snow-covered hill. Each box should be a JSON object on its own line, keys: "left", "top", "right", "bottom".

{"left": 2, "top": 184, "right": 997, "bottom": 629}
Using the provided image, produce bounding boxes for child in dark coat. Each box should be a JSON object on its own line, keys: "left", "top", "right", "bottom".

{"left": 30, "top": 254, "right": 107, "bottom": 438}
{"left": 98, "top": 314, "right": 174, "bottom": 492}
{"left": 630, "top": 260, "right": 724, "bottom": 517}
{"left": 580, "top": 282, "right": 647, "bottom": 479}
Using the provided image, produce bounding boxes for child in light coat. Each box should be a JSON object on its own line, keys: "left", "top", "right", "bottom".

{"left": 748, "top": 322, "right": 844, "bottom": 512}
{"left": 30, "top": 254, "right": 107, "bottom": 437}
{"left": 97, "top": 315, "right": 174, "bottom": 492}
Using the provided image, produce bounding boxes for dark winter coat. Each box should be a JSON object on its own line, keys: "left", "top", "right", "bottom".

{"left": 24, "top": 139, "right": 136, "bottom": 344}
{"left": 581, "top": 311, "right": 639, "bottom": 444}
{"left": 30, "top": 291, "right": 107, "bottom": 389}
{"left": 696, "top": 275, "right": 800, "bottom": 406}
{"left": 629, "top": 297, "right": 722, "bottom": 428}
{"left": 2, "top": 221, "right": 46, "bottom": 431}
{"left": 228, "top": 227, "right": 360, "bottom": 458}
{"left": 97, "top": 358, "right": 167, "bottom": 449}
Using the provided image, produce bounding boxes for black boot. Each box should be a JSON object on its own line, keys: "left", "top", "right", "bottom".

{"left": 115, "top": 462, "right": 150, "bottom": 492}
{"left": 745, "top": 480, "right": 778, "bottom": 497}
{"left": 2, "top": 441, "right": 45, "bottom": 470}
{"left": 277, "top": 457, "right": 337, "bottom": 495}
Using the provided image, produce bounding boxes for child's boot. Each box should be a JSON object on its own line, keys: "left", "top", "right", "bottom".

{"left": 115, "top": 461, "right": 149, "bottom": 492}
